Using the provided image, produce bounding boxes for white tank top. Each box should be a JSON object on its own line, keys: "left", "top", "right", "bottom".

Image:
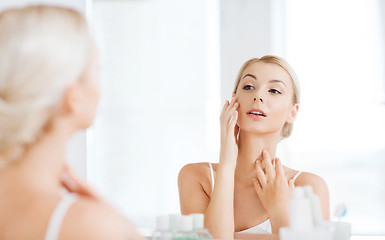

{"left": 208, "top": 162, "right": 302, "bottom": 234}
{"left": 44, "top": 193, "right": 77, "bottom": 240}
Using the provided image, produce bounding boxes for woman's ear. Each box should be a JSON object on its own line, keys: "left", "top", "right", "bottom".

{"left": 62, "top": 82, "right": 82, "bottom": 115}
{"left": 287, "top": 103, "right": 299, "bottom": 123}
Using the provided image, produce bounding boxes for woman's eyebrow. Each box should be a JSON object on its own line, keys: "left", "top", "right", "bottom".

{"left": 242, "top": 74, "right": 256, "bottom": 80}
{"left": 269, "top": 79, "right": 286, "bottom": 87}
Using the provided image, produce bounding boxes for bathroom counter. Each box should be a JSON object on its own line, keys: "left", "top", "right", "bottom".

{"left": 235, "top": 233, "right": 385, "bottom": 240}
{"left": 234, "top": 233, "right": 279, "bottom": 240}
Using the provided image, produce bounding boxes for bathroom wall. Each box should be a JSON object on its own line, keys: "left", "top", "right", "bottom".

{"left": 220, "top": 0, "right": 274, "bottom": 103}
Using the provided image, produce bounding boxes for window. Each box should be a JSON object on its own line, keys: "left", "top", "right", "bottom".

{"left": 284, "top": 0, "right": 385, "bottom": 234}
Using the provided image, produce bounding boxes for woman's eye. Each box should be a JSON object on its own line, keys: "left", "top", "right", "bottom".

{"left": 243, "top": 85, "right": 254, "bottom": 90}
{"left": 269, "top": 89, "right": 281, "bottom": 94}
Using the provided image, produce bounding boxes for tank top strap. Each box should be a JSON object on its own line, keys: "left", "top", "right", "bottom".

{"left": 292, "top": 171, "right": 303, "bottom": 182}
{"left": 45, "top": 193, "right": 77, "bottom": 240}
{"left": 208, "top": 162, "right": 215, "bottom": 192}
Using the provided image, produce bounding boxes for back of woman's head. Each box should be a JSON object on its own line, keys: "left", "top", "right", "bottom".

{"left": 0, "top": 5, "right": 92, "bottom": 167}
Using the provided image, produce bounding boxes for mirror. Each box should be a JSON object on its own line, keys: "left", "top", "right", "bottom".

{"left": 90, "top": 0, "right": 385, "bottom": 235}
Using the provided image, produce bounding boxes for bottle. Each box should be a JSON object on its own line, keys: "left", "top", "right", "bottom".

{"left": 303, "top": 186, "right": 324, "bottom": 226}
{"left": 169, "top": 214, "right": 181, "bottom": 233}
{"left": 280, "top": 186, "right": 333, "bottom": 240}
{"left": 173, "top": 215, "right": 198, "bottom": 240}
{"left": 152, "top": 215, "right": 172, "bottom": 240}
{"left": 190, "top": 214, "right": 213, "bottom": 240}
{"left": 289, "top": 187, "right": 313, "bottom": 231}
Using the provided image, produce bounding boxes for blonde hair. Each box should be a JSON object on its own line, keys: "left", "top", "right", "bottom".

{"left": 0, "top": 5, "right": 92, "bottom": 167}
{"left": 233, "top": 55, "right": 300, "bottom": 139}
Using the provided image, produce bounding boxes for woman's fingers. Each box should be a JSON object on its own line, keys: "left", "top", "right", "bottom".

{"left": 229, "top": 110, "right": 238, "bottom": 129}
{"left": 275, "top": 158, "right": 285, "bottom": 178}
{"left": 252, "top": 177, "right": 263, "bottom": 196}
{"left": 262, "top": 150, "right": 275, "bottom": 181}
{"left": 220, "top": 97, "right": 239, "bottom": 130}
{"left": 234, "top": 124, "right": 239, "bottom": 144}
{"left": 224, "top": 97, "right": 237, "bottom": 114}
{"left": 61, "top": 164, "right": 102, "bottom": 201}
{"left": 222, "top": 100, "right": 229, "bottom": 111}
{"left": 289, "top": 179, "right": 295, "bottom": 190}
{"left": 221, "top": 97, "right": 235, "bottom": 115}
{"left": 255, "top": 160, "right": 267, "bottom": 188}
{"left": 228, "top": 96, "right": 237, "bottom": 108}
{"left": 220, "top": 100, "right": 229, "bottom": 119}
{"left": 224, "top": 102, "right": 239, "bottom": 123}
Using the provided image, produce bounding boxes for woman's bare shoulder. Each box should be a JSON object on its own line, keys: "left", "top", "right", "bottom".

{"left": 178, "top": 162, "right": 215, "bottom": 196}
{"left": 283, "top": 166, "right": 328, "bottom": 194}
{"left": 295, "top": 171, "right": 327, "bottom": 185}
{"left": 61, "top": 196, "right": 143, "bottom": 240}
{"left": 178, "top": 162, "right": 214, "bottom": 180}
{"left": 283, "top": 166, "right": 326, "bottom": 185}
{"left": 294, "top": 171, "right": 329, "bottom": 195}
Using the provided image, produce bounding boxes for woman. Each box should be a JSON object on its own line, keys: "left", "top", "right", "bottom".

{"left": 178, "top": 56, "right": 330, "bottom": 238}
{"left": 0, "top": 5, "right": 142, "bottom": 240}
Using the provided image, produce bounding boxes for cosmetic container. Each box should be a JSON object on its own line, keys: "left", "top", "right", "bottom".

{"left": 173, "top": 215, "right": 198, "bottom": 240}
{"left": 190, "top": 214, "right": 212, "bottom": 240}
{"left": 289, "top": 187, "right": 313, "bottom": 231}
{"left": 303, "top": 185, "right": 324, "bottom": 226}
{"left": 152, "top": 215, "right": 172, "bottom": 240}
{"left": 280, "top": 186, "right": 333, "bottom": 240}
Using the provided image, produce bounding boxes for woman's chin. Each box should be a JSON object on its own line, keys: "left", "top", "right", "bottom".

{"left": 238, "top": 125, "right": 281, "bottom": 136}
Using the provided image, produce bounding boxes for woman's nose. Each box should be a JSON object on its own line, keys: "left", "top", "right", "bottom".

{"left": 254, "top": 97, "right": 263, "bottom": 103}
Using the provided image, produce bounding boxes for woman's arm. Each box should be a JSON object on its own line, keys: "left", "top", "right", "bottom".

{"left": 204, "top": 162, "right": 236, "bottom": 238}
{"left": 178, "top": 162, "right": 235, "bottom": 239}
{"left": 178, "top": 97, "right": 239, "bottom": 239}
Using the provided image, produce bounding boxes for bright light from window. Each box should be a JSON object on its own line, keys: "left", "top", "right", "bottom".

{"left": 285, "top": 0, "right": 385, "bottom": 234}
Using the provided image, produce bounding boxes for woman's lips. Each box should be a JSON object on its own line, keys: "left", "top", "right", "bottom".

{"left": 247, "top": 113, "right": 266, "bottom": 119}
{"left": 247, "top": 109, "right": 267, "bottom": 119}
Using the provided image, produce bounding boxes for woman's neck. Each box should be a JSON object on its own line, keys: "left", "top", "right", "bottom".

{"left": 235, "top": 130, "right": 281, "bottom": 181}
{"left": 9, "top": 125, "right": 73, "bottom": 192}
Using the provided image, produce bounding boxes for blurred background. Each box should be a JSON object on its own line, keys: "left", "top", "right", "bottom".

{"left": 1, "top": 0, "right": 385, "bottom": 236}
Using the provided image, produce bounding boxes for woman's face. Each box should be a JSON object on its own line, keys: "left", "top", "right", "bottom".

{"left": 235, "top": 62, "right": 298, "bottom": 136}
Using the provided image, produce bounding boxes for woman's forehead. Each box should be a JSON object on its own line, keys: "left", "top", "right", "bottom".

{"left": 241, "top": 62, "right": 292, "bottom": 84}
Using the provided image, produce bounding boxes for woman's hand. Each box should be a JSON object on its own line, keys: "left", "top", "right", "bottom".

{"left": 219, "top": 97, "right": 239, "bottom": 169}
{"left": 252, "top": 150, "right": 294, "bottom": 229}
{"left": 61, "top": 163, "right": 103, "bottom": 202}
